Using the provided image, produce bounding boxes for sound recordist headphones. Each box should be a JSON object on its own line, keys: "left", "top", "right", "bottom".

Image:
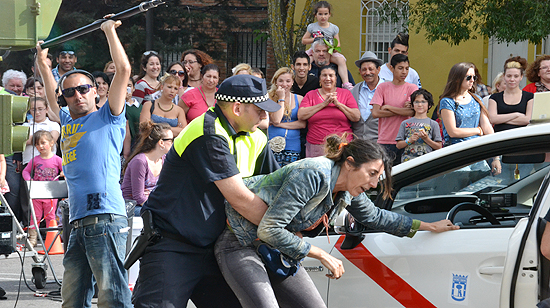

{"left": 56, "top": 69, "right": 99, "bottom": 107}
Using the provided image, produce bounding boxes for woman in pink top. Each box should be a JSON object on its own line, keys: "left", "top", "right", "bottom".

{"left": 179, "top": 64, "right": 219, "bottom": 123}
{"left": 298, "top": 65, "right": 360, "bottom": 157}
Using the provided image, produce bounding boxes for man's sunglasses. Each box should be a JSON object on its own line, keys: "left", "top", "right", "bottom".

{"left": 59, "top": 51, "right": 75, "bottom": 57}
{"left": 169, "top": 70, "right": 186, "bottom": 77}
{"left": 465, "top": 75, "right": 478, "bottom": 81}
{"left": 62, "top": 84, "right": 93, "bottom": 98}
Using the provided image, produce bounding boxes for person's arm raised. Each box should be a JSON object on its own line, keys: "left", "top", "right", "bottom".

{"left": 35, "top": 42, "right": 60, "bottom": 123}
{"left": 101, "top": 19, "right": 131, "bottom": 116}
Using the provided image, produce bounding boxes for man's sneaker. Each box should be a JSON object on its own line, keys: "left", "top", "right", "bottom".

{"left": 342, "top": 82, "right": 353, "bottom": 90}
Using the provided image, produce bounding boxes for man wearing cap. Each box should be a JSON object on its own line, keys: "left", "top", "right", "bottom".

{"left": 351, "top": 51, "right": 384, "bottom": 141}
{"left": 52, "top": 50, "right": 77, "bottom": 82}
{"left": 132, "top": 74, "right": 281, "bottom": 307}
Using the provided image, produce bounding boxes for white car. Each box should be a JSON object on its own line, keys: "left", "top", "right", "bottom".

{"left": 304, "top": 123, "right": 550, "bottom": 308}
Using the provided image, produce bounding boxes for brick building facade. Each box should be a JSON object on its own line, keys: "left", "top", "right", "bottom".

{"left": 160, "top": 0, "right": 277, "bottom": 81}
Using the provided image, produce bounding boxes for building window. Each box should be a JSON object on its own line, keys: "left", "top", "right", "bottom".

{"left": 360, "top": 0, "right": 408, "bottom": 63}
{"left": 227, "top": 32, "right": 268, "bottom": 76}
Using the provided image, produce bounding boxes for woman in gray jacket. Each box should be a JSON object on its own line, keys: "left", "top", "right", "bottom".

{"left": 215, "top": 134, "right": 458, "bottom": 308}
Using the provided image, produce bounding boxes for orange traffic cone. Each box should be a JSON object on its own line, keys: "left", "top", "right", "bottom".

{"left": 37, "top": 220, "right": 64, "bottom": 255}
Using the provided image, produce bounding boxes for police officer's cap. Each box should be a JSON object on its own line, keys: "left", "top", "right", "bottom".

{"left": 215, "top": 75, "right": 281, "bottom": 113}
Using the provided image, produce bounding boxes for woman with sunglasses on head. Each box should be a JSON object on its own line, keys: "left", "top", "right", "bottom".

{"left": 439, "top": 62, "right": 501, "bottom": 172}
{"left": 133, "top": 50, "right": 162, "bottom": 104}
{"left": 181, "top": 49, "right": 214, "bottom": 88}
{"left": 140, "top": 74, "right": 187, "bottom": 137}
{"left": 121, "top": 120, "right": 172, "bottom": 215}
{"left": 178, "top": 64, "right": 220, "bottom": 123}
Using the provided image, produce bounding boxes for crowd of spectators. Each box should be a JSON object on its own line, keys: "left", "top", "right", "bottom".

{"left": 2, "top": 30, "right": 548, "bottom": 230}
{"left": 1, "top": 16, "right": 549, "bottom": 306}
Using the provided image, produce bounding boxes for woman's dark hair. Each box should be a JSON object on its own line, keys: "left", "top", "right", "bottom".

{"left": 319, "top": 65, "right": 337, "bottom": 76}
{"left": 439, "top": 62, "right": 487, "bottom": 117}
{"left": 33, "top": 130, "right": 54, "bottom": 146}
{"left": 325, "top": 134, "right": 392, "bottom": 199}
{"left": 180, "top": 50, "right": 213, "bottom": 68}
{"left": 390, "top": 54, "right": 409, "bottom": 68}
{"left": 25, "top": 76, "right": 43, "bottom": 92}
{"left": 410, "top": 88, "right": 434, "bottom": 110}
{"left": 504, "top": 56, "right": 528, "bottom": 75}
{"left": 92, "top": 71, "right": 111, "bottom": 86}
{"left": 526, "top": 55, "right": 550, "bottom": 83}
{"left": 201, "top": 63, "right": 220, "bottom": 76}
{"left": 166, "top": 61, "right": 188, "bottom": 87}
{"left": 122, "top": 120, "right": 171, "bottom": 175}
{"left": 137, "top": 51, "right": 162, "bottom": 81}
{"left": 313, "top": 1, "right": 332, "bottom": 15}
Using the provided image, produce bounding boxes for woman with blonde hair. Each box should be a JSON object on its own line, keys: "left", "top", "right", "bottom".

{"left": 488, "top": 57, "right": 534, "bottom": 179}
{"left": 267, "top": 67, "right": 306, "bottom": 166}
{"left": 140, "top": 74, "right": 187, "bottom": 137}
{"left": 488, "top": 57, "right": 533, "bottom": 133}
{"left": 232, "top": 63, "right": 252, "bottom": 75}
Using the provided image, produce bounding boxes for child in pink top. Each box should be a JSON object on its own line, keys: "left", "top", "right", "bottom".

{"left": 22, "top": 131, "right": 63, "bottom": 247}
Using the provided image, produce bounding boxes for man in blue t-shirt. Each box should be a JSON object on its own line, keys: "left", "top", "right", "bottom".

{"left": 37, "top": 19, "right": 132, "bottom": 307}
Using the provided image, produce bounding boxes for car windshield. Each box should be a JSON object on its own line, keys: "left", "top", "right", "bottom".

{"left": 394, "top": 157, "right": 550, "bottom": 207}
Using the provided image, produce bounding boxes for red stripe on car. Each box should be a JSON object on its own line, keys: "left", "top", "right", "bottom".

{"left": 336, "top": 236, "right": 436, "bottom": 307}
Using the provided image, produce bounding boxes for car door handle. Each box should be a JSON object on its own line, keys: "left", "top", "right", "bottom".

{"left": 479, "top": 266, "right": 504, "bottom": 275}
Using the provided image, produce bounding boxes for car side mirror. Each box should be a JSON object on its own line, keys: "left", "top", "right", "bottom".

{"left": 334, "top": 210, "right": 365, "bottom": 250}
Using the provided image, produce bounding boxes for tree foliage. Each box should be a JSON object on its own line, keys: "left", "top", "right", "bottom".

{"left": 382, "top": 0, "right": 550, "bottom": 45}
{"left": 268, "top": 0, "right": 318, "bottom": 68}
{"left": 1, "top": 0, "right": 264, "bottom": 77}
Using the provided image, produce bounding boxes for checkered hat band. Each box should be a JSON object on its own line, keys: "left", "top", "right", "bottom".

{"left": 215, "top": 93, "right": 269, "bottom": 103}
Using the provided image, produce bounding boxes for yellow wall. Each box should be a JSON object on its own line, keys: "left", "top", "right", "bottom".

{"left": 294, "top": 0, "right": 361, "bottom": 79}
{"left": 409, "top": 30, "right": 487, "bottom": 101}
{"left": 294, "top": 0, "right": 487, "bottom": 100}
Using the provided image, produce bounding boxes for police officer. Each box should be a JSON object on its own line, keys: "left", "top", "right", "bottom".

{"left": 132, "top": 75, "right": 281, "bottom": 307}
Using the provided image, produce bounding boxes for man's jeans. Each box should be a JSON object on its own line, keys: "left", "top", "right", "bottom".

{"left": 61, "top": 215, "right": 132, "bottom": 308}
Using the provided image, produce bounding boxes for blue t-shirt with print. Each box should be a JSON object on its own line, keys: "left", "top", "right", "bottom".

{"left": 60, "top": 102, "right": 126, "bottom": 222}
{"left": 439, "top": 96, "right": 481, "bottom": 145}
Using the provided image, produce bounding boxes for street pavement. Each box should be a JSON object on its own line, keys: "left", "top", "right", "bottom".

{"left": 0, "top": 249, "right": 82, "bottom": 308}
